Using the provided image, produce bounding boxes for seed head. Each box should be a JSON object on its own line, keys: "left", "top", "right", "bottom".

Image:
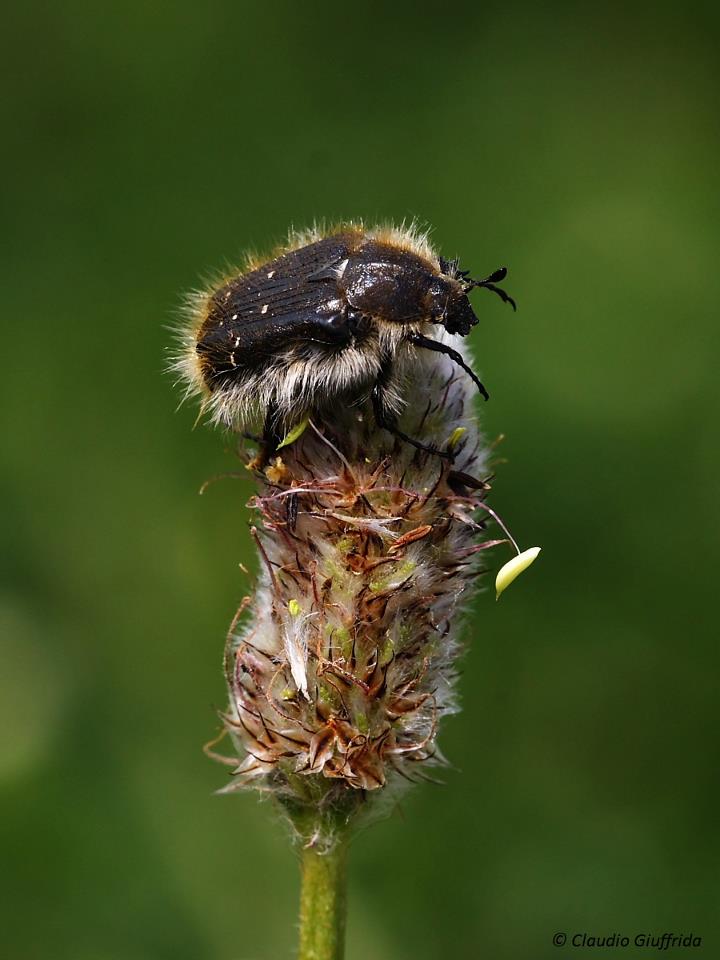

{"left": 210, "top": 334, "right": 506, "bottom": 841}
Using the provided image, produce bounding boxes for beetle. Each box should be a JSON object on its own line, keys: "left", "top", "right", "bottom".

{"left": 175, "top": 223, "right": 515, "bottom": 459}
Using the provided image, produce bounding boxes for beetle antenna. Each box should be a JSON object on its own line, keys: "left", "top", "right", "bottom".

{"left": 465, "top": 266, "right": 517, "bottom": 311}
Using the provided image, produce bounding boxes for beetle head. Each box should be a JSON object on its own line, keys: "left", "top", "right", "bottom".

{"left": 431, "top": 259, "right": 517, "bottom": 336}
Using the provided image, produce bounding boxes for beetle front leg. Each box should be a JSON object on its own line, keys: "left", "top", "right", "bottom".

{"left": 408, "top": 332, "right": 489, "bottom": 400}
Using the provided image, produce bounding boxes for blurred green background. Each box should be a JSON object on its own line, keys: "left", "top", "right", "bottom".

{"left": 2, "top": 2, "right": 719, "bottom": 958}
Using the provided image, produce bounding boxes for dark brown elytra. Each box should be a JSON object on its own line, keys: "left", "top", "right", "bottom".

{"left": 195, "top": 230, "right": 515, "bottom": 460}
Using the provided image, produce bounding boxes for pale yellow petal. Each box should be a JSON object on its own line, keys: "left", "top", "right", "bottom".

{"left": 277, "top": 417, "right": 310, "bottom": 449}
{"left": 447, "top": 427, "right": 466, "bottom": 450}
{"left": 495, "top": 547, "right": 541, "bottom": 600}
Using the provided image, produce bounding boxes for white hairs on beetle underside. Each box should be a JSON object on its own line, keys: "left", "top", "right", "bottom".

{"left": 172, "top": 316, "right": 448, "bottom": 432}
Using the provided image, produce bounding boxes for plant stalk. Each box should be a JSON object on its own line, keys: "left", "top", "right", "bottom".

{"left": 297, "top": 838, "right": 348, "bottom": 960}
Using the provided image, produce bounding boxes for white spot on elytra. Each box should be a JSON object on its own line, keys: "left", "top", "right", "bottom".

{"left": 261, "top": 304, "right": 268, "bottom": 314}
{"left": 234, "top": 336, "right": 240, "bottom": 347}
{"left": 267, "top": 270, "right": 275, "bottom": 279}
{"left": 231, "top": 313, "right": 238, "bottom": 320}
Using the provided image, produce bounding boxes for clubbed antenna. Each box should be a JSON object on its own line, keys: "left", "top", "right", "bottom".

{"left": 466, "top": 265, "right": 517, "bottom": 311}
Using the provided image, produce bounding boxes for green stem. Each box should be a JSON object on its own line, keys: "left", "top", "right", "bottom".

{"left": 297, "top": 838, "right": 348, "bottom": 960}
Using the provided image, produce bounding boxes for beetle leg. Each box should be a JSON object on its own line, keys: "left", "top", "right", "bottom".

{"left": 249, "top": 402, "right": 283, "bottom": 471}
{"left": 286, "top": 491, "right": 299, "bottom": 531}
{"left": 312, "top": 311, "right": 352, "bottom": 345}
{"left": 371, "top": 358, "right": 453, "bottom": 461}
{"left": 408, "top": 332, "right": 489, "bottom": 400}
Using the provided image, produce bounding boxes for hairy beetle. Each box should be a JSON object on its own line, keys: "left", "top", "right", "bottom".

{"left": 175, "top": 223, "right": 515, "bottom": 458}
